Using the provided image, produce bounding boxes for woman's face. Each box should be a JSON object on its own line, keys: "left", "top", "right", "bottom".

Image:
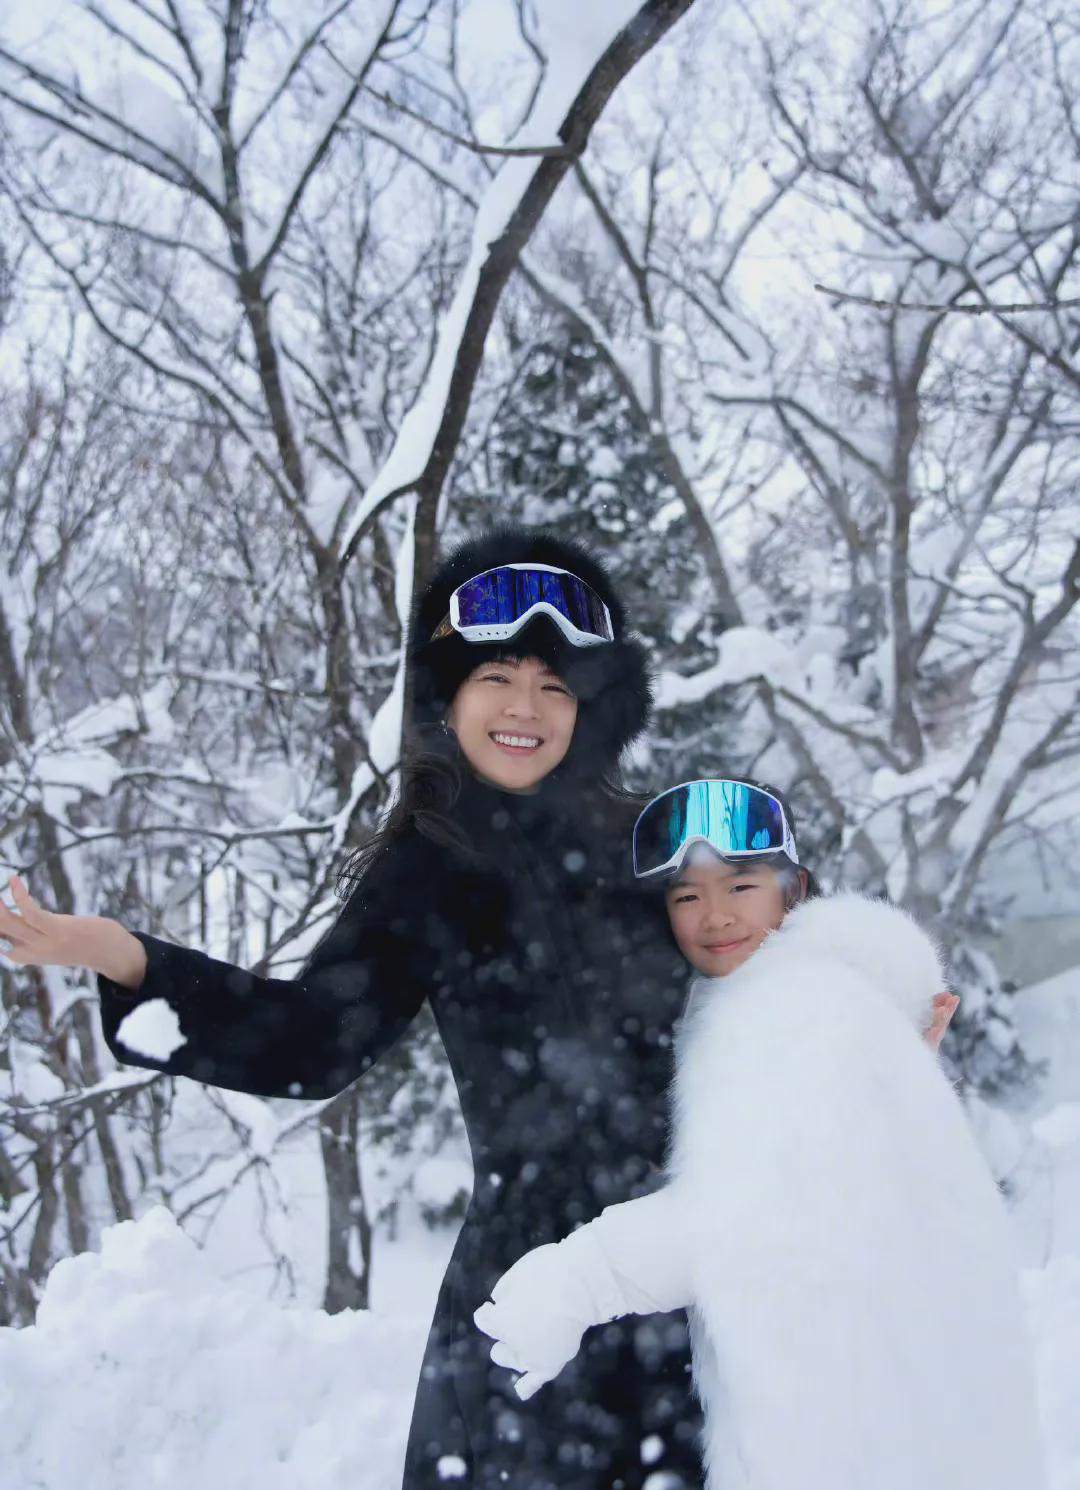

{"left": 665, "top": 853, "right": 802, "bottom": 977}
{"left": 447, "top": 654, "right": 578, "bottom": 793}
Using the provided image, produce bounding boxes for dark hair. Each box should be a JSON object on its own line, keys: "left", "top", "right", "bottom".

{"left": 337, "top": 525, "right": 653, "bottom": 899}
{"left": 642, "top": 775, "right": 820, "bottom": 905}
{"left": 731, "top": 777, "right": 818, "bottom": 902}
{"left": 334, "top": 708, "right": 640, "bottom": 901}
{"left": 408, "top": 526, "right": 653, "bottom": 778}
{"left": 334, "top": 731, "right": 469, "bottom": 899}
{"left": 656, "top": 849, "right": 814, "bottom": 906}
{"left": 749, "top": 851, "right": 815, "bottom": 908}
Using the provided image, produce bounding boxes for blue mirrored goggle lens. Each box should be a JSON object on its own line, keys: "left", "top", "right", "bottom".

{"left": 455, "top": 567, "right": 612, "bottom": 640}
{"left": 634, "top": 780, "right": 787, "bottom": 876}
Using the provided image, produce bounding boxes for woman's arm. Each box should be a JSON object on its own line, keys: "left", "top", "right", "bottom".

{"left": 88, "top": 916, "right": 149, "bottom": 988}
{"left": 474, "top": 1184, "right": 693, "bottom": 1399}
{"left": 2, "top": 842, "right": 429, "bottom": 1101}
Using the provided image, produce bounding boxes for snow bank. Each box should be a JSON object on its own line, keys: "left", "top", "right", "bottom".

{"left": 0, "top": 1207, "right": 428, "bottom": 1490}
{"left": 2, "top": 1128, "right": 1077, "bottom": 1489}
{"left": 1023, "top": 1258, "right": 1080, "bottom": 1490}
{"left": 1011, "top": 965, "right": 1080, "bottom": 1489}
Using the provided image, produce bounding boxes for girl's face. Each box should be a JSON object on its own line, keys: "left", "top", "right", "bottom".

{"left": 665, "top": 853, "right": 804, "bottom": 977}
{"left": 447, "top": 654, "right": 578, "bottom": 793}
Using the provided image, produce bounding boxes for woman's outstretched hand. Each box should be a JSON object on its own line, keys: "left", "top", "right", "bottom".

{"left": 925, "top": 992, "right": 960, "bottom": 1053}
{"left": 1, "top": 875, "right": 88, "bottom": 967}
{"left": 0, "top": 875, "right": 147, "bottom": 987}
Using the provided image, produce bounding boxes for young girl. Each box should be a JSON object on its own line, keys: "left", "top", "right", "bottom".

{"left": 475, "top": 778, "right": 1047, "bottom": 1490}
{"left": 0, "top": 529, "right": 702, "bottom": 1490}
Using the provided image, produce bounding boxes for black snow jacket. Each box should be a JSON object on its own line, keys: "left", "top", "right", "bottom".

{"left": 98, "top": 775, "right": 700, "bottom": 1488}
{"left": 96, "top": 526, "right": 704, "bottom": 1489}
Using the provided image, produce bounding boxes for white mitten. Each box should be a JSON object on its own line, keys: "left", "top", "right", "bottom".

{"left": 474, "top": 1225, "right": 627, "bottom": 1401}
{"left": 474, "top": 1189, "right": 694, "bottom": 1401}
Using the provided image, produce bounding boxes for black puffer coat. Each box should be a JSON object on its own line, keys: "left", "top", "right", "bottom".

{"left": 97, "top": 528, "right": 704, "bottom": 1489}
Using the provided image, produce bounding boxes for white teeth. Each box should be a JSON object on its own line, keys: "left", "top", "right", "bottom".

{"left": 491, "top": 733, "right": 541, "bottom": 749}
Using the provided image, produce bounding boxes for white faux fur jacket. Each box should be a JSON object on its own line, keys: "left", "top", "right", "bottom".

{"left": 475, "top": 892, "right": 1047, "bottom": 1490}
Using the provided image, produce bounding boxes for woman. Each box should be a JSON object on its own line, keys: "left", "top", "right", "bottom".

{"left": 0, "top": 528, "right": 702, "bottom": 1490}
{"left": 474, "top": 779, "right": 1046, "bottom": 1490}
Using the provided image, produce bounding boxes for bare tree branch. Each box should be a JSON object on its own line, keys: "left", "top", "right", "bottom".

{"left": 363, "top": 85, "right": 574, "bottom": 158}
{"left": 815, "top": 282, "right": 1080, "bottom": 314}
{"left": 340, "top": 0, "right": 700, "bottom": 586}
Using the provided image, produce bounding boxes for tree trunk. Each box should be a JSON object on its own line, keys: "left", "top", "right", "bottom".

{"left": 320, "top": 1087, "right": 371, "bottom": 1314}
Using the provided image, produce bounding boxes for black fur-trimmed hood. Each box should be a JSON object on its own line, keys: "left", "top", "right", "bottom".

{"left": 408, "top": 525, "right": 653, "bottom": 782}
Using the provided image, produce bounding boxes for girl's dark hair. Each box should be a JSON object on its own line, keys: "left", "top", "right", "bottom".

{"left": 651, "top": 850, "right": 817, "bottom": 907}
{"left": 725, "top": 778, "right": 819, "bottom": 903}
{"left": 752, "top": 851, "right": 817, "bottom": 907}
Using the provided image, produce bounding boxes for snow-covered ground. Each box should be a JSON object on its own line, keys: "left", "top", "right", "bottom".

{"left": 2, "top": 967, "right": 1077, "bottom": 1490}
{"left": 1011, "top": 965, "right": 1080, "bottom": 1490}
{"left": 0, "top": 1204, "right": 434, "bottom": 1490}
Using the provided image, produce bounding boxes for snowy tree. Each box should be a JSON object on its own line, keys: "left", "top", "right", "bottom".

{"left": 0, "top": 0, "right": 698, "bottom": 1316}
{"left": 0, "top": 343, "right": 169, "bottom": 1318}
{"left": 2, "top": 0, "right": 1074, "bottom": 1324}
{"left": 468, "top": 0, "right": 1080, "bottom": 1090}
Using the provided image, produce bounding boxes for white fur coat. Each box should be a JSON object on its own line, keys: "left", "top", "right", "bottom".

{"left": 669, "top": 891, "right": 1046, "bottom": 1490}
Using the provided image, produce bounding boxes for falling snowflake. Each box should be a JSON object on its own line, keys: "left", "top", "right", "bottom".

{"left": 641, "top": 1433, "right": 665, "bottom": 1465}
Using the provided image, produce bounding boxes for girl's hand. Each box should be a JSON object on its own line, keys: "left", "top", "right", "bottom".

{"left": 474, "top": 1244, "right": 591, "bottom": 1401}
{"left": 0, "top": 875, "right": 116, "bottom": 972}
{"left": 924, "top": 992, "right": 960, "bottom": 1053}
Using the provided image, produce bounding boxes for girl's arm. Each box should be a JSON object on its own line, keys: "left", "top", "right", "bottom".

{"left": 474, "top": 1184, "right": 694, "bottom": 1400}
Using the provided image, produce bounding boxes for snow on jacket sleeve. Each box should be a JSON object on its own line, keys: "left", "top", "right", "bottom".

{"left": 96, "top": 837, "right": 429, "bottom": 1100}
{"left": 474, "top": 1186, "right": 693, "bottom": 1398}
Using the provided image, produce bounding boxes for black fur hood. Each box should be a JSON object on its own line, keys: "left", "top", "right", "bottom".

{"left": 407, "top": 525, "right": 653, "bottom": 783}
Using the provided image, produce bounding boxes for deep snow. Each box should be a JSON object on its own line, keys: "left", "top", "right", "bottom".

{"left": 0, "top": 1205, "right": 429, "bottom": 1490}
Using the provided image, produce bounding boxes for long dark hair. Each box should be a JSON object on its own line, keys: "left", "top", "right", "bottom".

{"left": 333, "top": 720, "right": 643, "bottom": 901}
{"left": 334, "top": 729, "right": 469, "bottom": 899}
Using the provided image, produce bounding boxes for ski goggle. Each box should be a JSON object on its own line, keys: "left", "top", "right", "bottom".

{"left": 632, "top": 778, "right": 798, "bottom": 880}
{"left": 430, "top": 563, "right": 614, "bottom": 648}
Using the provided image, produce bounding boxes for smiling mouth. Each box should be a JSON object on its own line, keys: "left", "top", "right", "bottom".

{"left": 489, "top": 732, "right": 544, "bottom": 753}
{"left": 704, "top": 937, "right": 749, "bottom": 953}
